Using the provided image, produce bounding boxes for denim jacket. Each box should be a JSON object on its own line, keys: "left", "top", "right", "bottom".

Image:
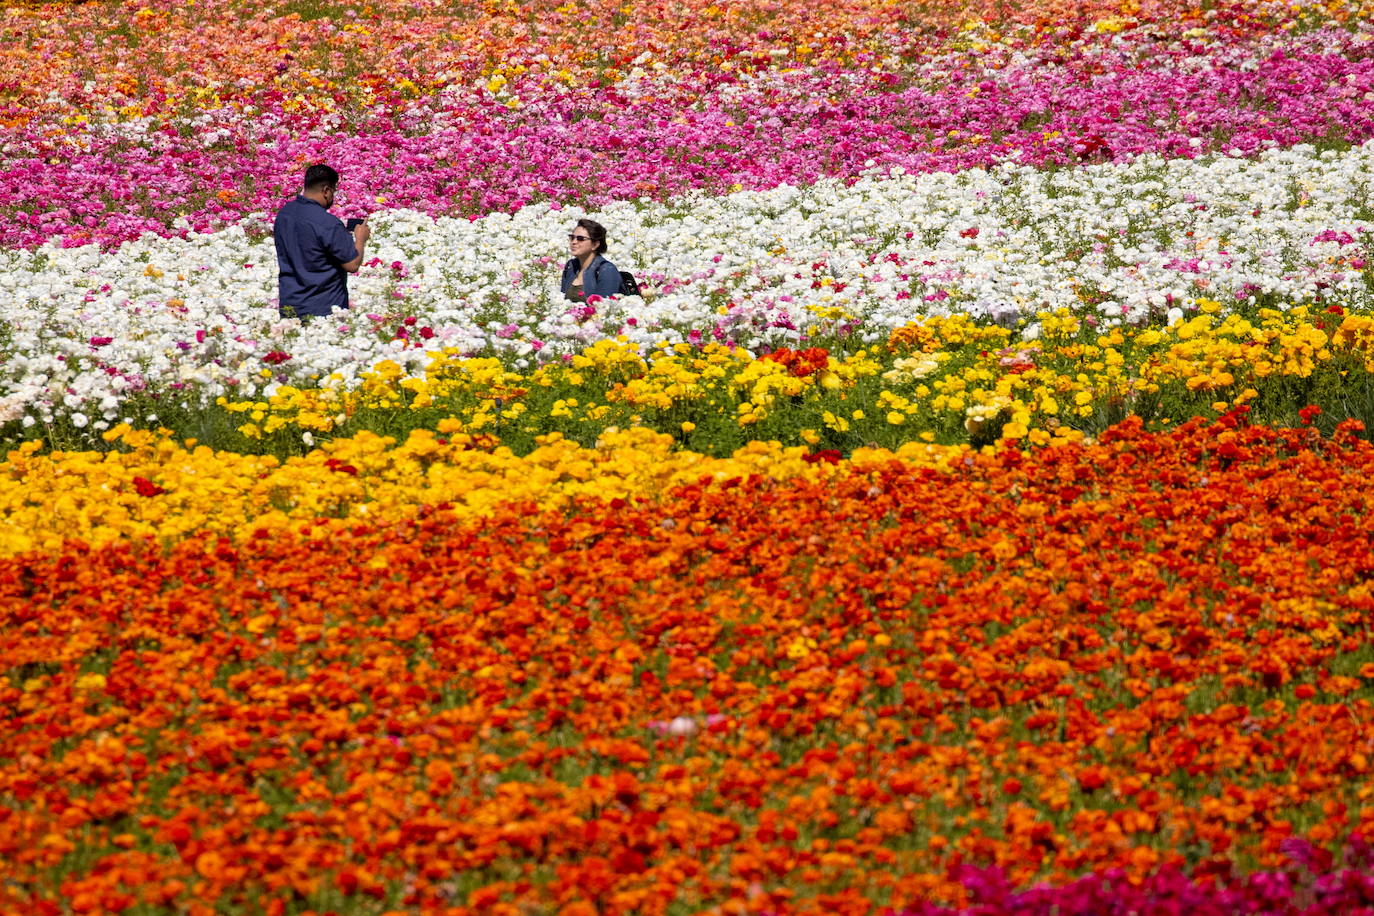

{"left": 561, "top": 254, "right": 622, "bottom": 298}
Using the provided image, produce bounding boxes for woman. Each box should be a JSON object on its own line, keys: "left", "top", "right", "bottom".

{"left": 561, "top": 218, "right": 622, "bottom": 302}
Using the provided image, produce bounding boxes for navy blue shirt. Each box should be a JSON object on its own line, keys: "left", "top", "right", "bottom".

{"left": 273, "top": 195, "right": 358, "bottom": 317}
{"left": 560, "top": 254, "right": 622, "bottom": 300}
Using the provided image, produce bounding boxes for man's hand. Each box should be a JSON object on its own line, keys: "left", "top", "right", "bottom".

{"left": 342, "top": 221, "right": 371, "bottom": 273}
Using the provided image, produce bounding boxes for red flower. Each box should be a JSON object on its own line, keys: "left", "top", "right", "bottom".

{"left": 803, "top": 449, "right": 842, "bottom": 465}
{"left": 760, "top": 346, "right": 831, "bottom": 378}
{"left": 262, "top": 350, "right": 292, "bottom": 365}
{"left": 1076, "top": 766, "right": 1108, "bottom": 791}
{"left": 132, "top": 476, "right": 166, "bottom": 497}
{"left": 324, "top": 458, "right": 358, "bottom": 476}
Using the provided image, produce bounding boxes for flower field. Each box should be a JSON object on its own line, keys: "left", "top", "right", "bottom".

{"left": 11, "top": 418, "right": 1374, "bottom": 915}
{"left": 7, "top": 0, "right": 1374, "bottom": 913}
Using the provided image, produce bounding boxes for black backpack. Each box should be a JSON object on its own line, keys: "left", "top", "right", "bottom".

{"left": 595, "top": 261, "right": 642, "bottom": 297}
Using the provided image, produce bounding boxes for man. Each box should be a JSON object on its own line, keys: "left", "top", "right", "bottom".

{"left": 273, "top": 164, "right": 371, "bottom": 318}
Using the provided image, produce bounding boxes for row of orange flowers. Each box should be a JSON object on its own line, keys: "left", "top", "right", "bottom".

{"left": 5, "top": 0, "right": 1296, "bottom": 129}
{"left": 5, "top": 414, "right": 1374, "bottom": 913}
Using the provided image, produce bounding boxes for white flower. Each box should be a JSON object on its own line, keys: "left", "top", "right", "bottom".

{"left": 7, "top": 140, "right": 1374, "bottom": 434}
{"left": 666, "top": 716, "right": 698, "bottom": 737}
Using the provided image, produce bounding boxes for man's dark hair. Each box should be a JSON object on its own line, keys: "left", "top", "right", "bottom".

{"left": 303, "top": 164, "right": 340, "bottom": 192}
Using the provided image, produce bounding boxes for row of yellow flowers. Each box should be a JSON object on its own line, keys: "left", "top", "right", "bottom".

{"left": 13, "top": 302, "right": 1364, "bottom": 557}
{"left": 217, "top": 303, "right": 1374, "bottom": 455}
{"left": 1, "top": 426, "right": 971, "bottom": 558}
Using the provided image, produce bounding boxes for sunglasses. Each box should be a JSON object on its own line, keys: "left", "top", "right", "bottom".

{"left": 568, "top": 234, "right": 592, "bottom": 242}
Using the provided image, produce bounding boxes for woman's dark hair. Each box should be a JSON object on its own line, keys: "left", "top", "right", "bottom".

{"left": 576, "top": 218, "right": 608, "bottom": 255}
{"left": 304, "top": 163, "right": 340, "bottom": 191}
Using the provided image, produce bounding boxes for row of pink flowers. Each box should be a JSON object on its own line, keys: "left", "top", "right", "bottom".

{"left": 3, "top": 11, "right": 1372, "bottom": 247}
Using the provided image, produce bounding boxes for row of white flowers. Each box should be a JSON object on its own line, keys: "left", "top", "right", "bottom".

{"left": 2, "top": 141, "right": 1372, "bottom": 432}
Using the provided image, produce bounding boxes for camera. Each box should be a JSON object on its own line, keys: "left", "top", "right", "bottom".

{"left": 345, "top": 217, "right": 366, "bottom": 231}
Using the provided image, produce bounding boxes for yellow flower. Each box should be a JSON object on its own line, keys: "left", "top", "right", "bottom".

{"left": 1002, "top": 421, "right": 1028, "bottom": 439}
{"left": 74, "top": 673, "right": 107, "bottom": 691}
